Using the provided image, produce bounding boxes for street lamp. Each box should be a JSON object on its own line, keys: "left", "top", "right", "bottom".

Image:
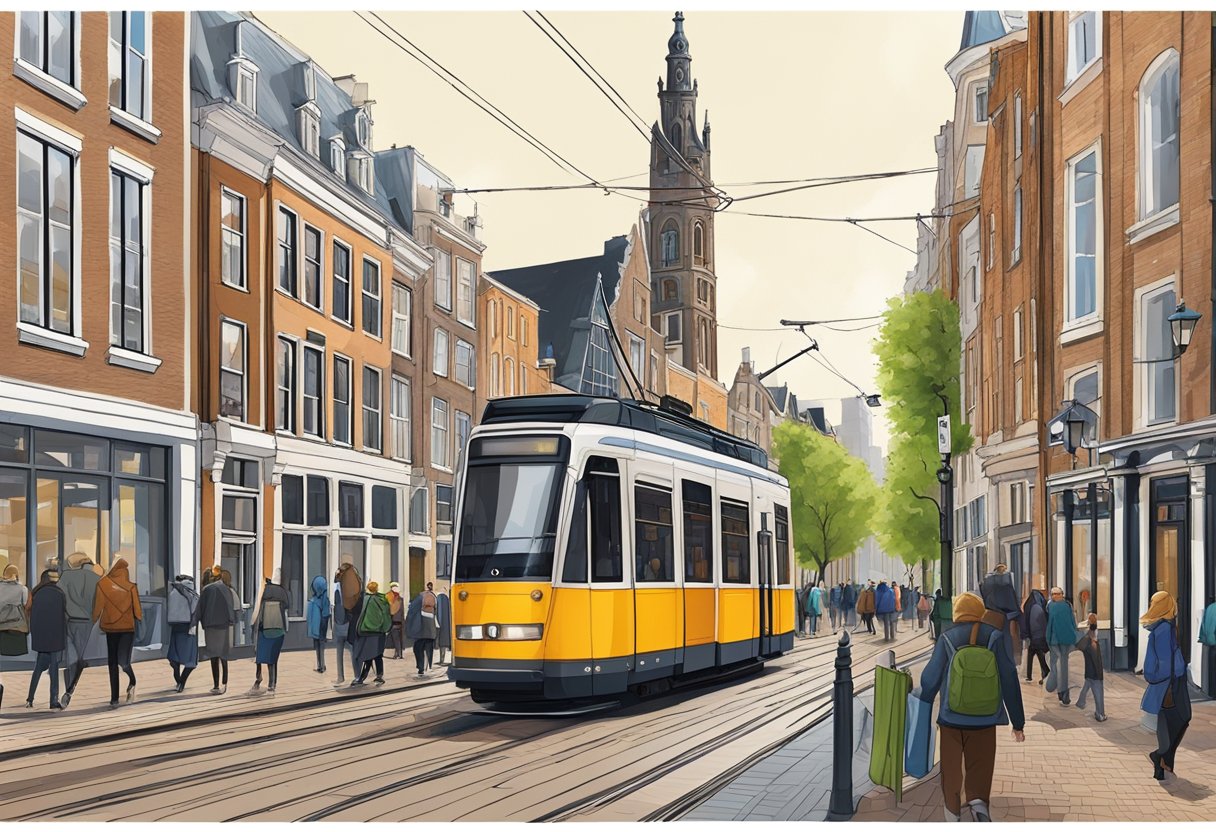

{"left": 1168, "top": 301, "right": 1202, "bottom": 357}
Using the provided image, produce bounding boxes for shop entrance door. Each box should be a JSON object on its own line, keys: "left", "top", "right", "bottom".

{"left": 1150, "top": 476, "right": 1190, "bottom": 648}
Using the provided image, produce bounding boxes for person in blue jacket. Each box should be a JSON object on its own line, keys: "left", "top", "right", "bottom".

{"left": 916, "top": 592, "right": 1025, "bottom": 822}
{"left": 1046, "top": 587, "right": 1077, "bottom": 705}
{"left": 829, "top": 583, "right": 843, "bottom": 632}
{"left": 875, "top": 580, "right": 897, "bottom": 643}
{"left": 842, "top": 582, "right": 858, "bottom": 629}
{"left": 808, "top": 582, "right": 824, "bottom": 637}
{"left": 1141, "top": 590, "right": 1190, "bottom": 780}
{"left": 306, "top": 575, "right": 330, "bottom": 674}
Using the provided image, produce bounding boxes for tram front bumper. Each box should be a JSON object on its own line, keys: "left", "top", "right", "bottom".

{"left": 448, "top": 658, "right": 545, "bottom": 691}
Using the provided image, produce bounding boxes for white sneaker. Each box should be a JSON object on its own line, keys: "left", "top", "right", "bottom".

{"left": 944, "top": 808, "right": 960, "bottom": 822}
{"left": 968, "top": 799, "right": 991, "bottom": 822}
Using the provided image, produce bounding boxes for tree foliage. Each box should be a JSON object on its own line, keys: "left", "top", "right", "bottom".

{"left": 872, "top": 290, "right": 972, "bottom": 568}
{"left": 773, "top": 420, "right": 878, "bottom": 582}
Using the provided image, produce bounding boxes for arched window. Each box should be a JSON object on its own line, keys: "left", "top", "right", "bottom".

{"left": 504, "top": 356, "right": 515, "bottom": 396}
{"left": 490, "top": 353, "right": 500, "bottom": 397}
{"left": 693, "top": 221, "right": 705, "bottom": 265}
{"left": 489, "top": 300, "right": 497, "bottom": 339}
{"left": 1139, "top": 49, "right": 1180, "bottom": 220}
{"left": 697, "top": 279, "right": 709, "bottom": 303}
{"left": 670, "top": 121, "right": 682, "bottom": 155}
{"left": 660, "top": 220, "right": 679, "bottom": 267}
{"left": 662, "top": 279, "right": 678, "bottom": 302}
{"left": 698, "top": 319, "right": 710, "bottom": 367}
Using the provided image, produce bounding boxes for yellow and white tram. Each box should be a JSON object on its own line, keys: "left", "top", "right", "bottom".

{"left": 448, "top": 394, "right": 795, "bottom": 705}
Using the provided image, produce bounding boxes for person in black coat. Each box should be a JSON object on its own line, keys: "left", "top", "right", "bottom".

{"left": 26, "top": 568, "right": 68, "bottom": 710}
{"left": 1021, "top": 589, "right": 1050, "bottom": 683}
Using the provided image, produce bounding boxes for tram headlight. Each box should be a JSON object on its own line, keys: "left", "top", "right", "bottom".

{"left": 499, "top": 624, "right": 544, "bottom": 640}
{"left": 455, "top": 623, "right": 543, "bottom": 641}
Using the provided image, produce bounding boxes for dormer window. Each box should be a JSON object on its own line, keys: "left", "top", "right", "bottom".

{"left": 227, "top": 20, "right": 258, "bottom": 111}
{"left": 298, "top": 107, "right": 320, "bottom": 157}
{"left": 347, "top": 153, "right": 373, "bottom": 193}
{"left": 329, "top": 137, "right": 345, "bottom": 174}
{"left": 356, "top": 109, "right": 372, "bottom": 149}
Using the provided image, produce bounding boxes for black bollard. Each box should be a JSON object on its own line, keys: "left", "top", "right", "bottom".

{"left": 826, "top": 629, "right": 854, "bottom": 821}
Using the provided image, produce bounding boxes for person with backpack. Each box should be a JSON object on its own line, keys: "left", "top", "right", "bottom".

{"left": 166, "top": 574, "right": 200, "bottom": 692}
{"left": 198, "top": 567, "right": 235, "bottom": 695}
{"left": 875, "top": 580, "right": 897, "bottom": 642}
{"left": 1141, "top": 591, "right": 1190, "bottom": 780}
{"left": 336, "top": 563, "right": 363, "bottom": 682}
{"left": 0, "top": 563, "right": 31, "bottom": 707}
{"left": 843, "top": 581, "right": 859, "bottom": 629}
{"left": 386, "top": 582, "right": 405, "bottom": 659}
{"left": 58, "top": 553, "right": 101, "bottom": 708}
{"left": 405, "top": 591, "right": 427, "bottom": 677}
{"left": 916, "top": 587, "right": 931, "bottom": 630}
{"left": 351, "top": 580, "right": 391, "bottom": 686}
{"left": 1022, "top": 589, "right": 1050, "bottom": 684}
{"left": 916, "top": 591, "right": 1025, "bottom": 822}
{"left": 25, "top": 567, "right": 67, "bottom": 710}
{"left": 421, "top": 582, "right": 439, "bottom": 671}
{"left": 1075, "top": 613, "right": 1106, "bottom": 722}
{"left": 92, "top": 557, "right": 142, "bottom": 708}
{"left": 856, "top": 581, "right": 877, "bottom": 635}
{"left": 250, "top": 572, "right": 290, "bottom": 694}
{"left": 1045, "top": 587, "right": 1077, "bottom": 705}
{"left": 981, "top": 564, "right": 1023, "bottom": 665}
{"left": 306, "top": 575, "right": 331, "bottom": 674}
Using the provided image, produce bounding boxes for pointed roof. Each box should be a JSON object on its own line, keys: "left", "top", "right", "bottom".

{"left": 667, "top": 11, "right": 690, "bottom": 58}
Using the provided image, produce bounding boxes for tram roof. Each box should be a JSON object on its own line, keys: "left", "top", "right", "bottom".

{"left": 480, "top": 395, "right": 770, "bottom": 471}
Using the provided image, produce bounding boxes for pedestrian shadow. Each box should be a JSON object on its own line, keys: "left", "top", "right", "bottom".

{"left": 1160, "top": 776, "right": 1214, "bottom": 802}
{"left": 1027, "top": 704, "right": 1093, "bottom": 732}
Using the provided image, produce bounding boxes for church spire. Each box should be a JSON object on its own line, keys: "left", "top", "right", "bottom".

{"left": 665, "top": 12, "right": 692, "bottom": 92}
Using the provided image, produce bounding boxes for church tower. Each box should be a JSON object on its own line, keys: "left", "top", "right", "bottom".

{"left": 649, "top": 11, "right": 719, "bottom": 379}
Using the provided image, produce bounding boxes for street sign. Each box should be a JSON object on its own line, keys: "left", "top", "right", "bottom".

{"left": 937, "top": 416, "right": 951, "bottom": 455}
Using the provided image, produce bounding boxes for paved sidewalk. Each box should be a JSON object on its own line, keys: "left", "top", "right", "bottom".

{"left": 0, "top": 645, "right": 452, "bottom": 755}
{"left": 853, "top": 658, "right": 1216, "bottom": 822}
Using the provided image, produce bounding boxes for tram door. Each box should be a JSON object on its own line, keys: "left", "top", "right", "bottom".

{"left": 586, "top": 457, "right": 632, "bottom": 695}
{"left": 718, "top": 470, "right": 756, "bottom": 663}
{"left": 757, "top": 508, "right": 777, "bottom": 656}
{"left": 680, "top": 477, "right": 717, "bottom": 673}
{"left": 630, "top": 460, "right": 681, "bottom": 676}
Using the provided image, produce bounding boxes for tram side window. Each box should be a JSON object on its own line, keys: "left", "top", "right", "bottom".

{"left": 561, "top": 481, "right": 588, "bottom": 583}
{"left": 635, "top": 486, "right": 674, "bottom": 582}
{"left": 774, "top": 504, "right": 791, "bottom": 585}
{"left": 682, "top": 481, "right": 714, "bottom": 583}
{"left": 721, "top": 500, "right": 751, "bottom": 583}
{"left": 588, "top": 457, "right": 623, "bottom": 583}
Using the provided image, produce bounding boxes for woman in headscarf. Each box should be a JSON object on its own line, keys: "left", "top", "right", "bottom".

{"left": 335, "top": 562, "right": 363, "bottom": 683}
{"left": 1141, "top": 591, "right": 1190, "bottom": 780}
{"left": 250, "top": 571, "right": 290, "bottom": 694}
{"left": 25, "top": 567, "right": 67, "bottom": 710}
{"left": 306, "top": 575, "right": 331, "bottom": 674}
{"left": 91, "top": 557, "right": 142, "bottom": 708}
{"left": 351, "top": 580, "right": 390, "bottom": 687}
{"left": 198, "top": 562, "right": 236, "bottom": 695}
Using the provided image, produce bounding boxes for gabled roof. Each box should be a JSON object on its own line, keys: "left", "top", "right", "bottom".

{"left": 959, "top": 11, "right": 1024, "bottom": 51}
{"left": 765, "top": 384, "right": 790, "bottom": 413}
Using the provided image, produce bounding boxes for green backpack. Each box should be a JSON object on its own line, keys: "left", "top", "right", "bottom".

{"left": 944, "top": 622, "right": 1002, "bottom": 716}
{"left": 358, "top": 594, "right": 392, "bottom": 635}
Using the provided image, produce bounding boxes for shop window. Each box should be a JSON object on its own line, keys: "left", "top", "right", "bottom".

{"left": 372, "top": 485, "right": 397, "bottom": 530}
{"left": 306, "top": 476, "right": 329, "bottom": 526}
{"left": 339, "top": 481, "right": 363, "bottom": 528}
{"left": 281, "top": 474, "right": 304, "bottom": 525}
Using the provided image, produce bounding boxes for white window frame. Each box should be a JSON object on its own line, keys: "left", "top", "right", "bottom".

{"left": 332, "top": 353, "right": 353, "bottom": 447}
{"left": 433, "top": 249, "right": 452, "bottom": 311}
{"left": 1135, "top": 276, "right": 1179, "bottom": 429}
{"left": 108, "top": 11, "right": 155, "bottom": 138}
{"left": 276, "top": 334, "right": 297, "bottom": 435}
{"left": 329, "top": 136, "right": 345, "bottom": 175}
{"left": 506, "top": 306, "right": 515, "bottom": 340}
{"left": 455, "top": 257, "right": 475, "bottom": 327}
{"left": 234, "top": 64, "right": 257, "bottom": 111}
{"left": 108, "top": 150, "right": 154, "bottom": 362}
{"left": 302, "top": 222, "right": 324, "bottom": 312}
{"left": 455, "top": 411, "right": 472, "bottom": 462}
{"left": 220, "top": 187, "right": 247, "bottom": 290}
{"left": 361, "top": 256, "right": 382, "bottom": 339}
{"left": 331, "top": 238, "right": 352, "bottom": 326}
{"left": 431, "top": 396, "right": 450, "bottom": 471}
{"left": 455, "top": 338, "right": 475, "bottom": 389}
{"left": 1063, "top": 140, "right": 1104, "bottom": 338}
{"left": 391, "top": 282, "right": 412, "bottom": 358}
{"left": 519, "top": 362, "right": 527, "bottom": 395}
{"left": 433, "top": 327, "right": 450, "bottom": 378}
{"left": 362, "top": 364, "right": 383, "bottom": 453}
{"left": 629, "top": 332, "right": 646, "bottom": 384}
{"left": 219, "top": 317, "right": 247, "bottom": 423}
{"left": 505, "top": 356, "right": 515, "bottom": 396}
{"left": 986, "top": 212, "right": 995, "bottom": 272}
{"left": 490, "top": 352, "right": 501, "bottom": 398}
{"left": 276, "top": 204, "right": 299, "bottom": 299}
{"left": 298, "top": 105, "right": 320, "bottom": 158}
{"left": 390, "top": 374, "right": 411, "bottom": 462}
{"left": 1066, "top": 12, "right": 1101, "bottom": 85}
{"left": 1013, "top": 307, "right": 1024, "bottom": 361}
{"left": 1137, "top": 49, "right": 1181, "bottom": 225}
{"left": 973, "top": 81, "right": 989, "bottom": 124}
{"left": 301, "top": 342, "right": 325, "bottom": 440}
{"left": 664, "top": 311, "right": 681, "bottom": 345}
{"left": 1011, "top": 185, "right": 1023, "bottom": 264}
{"left": 521, "top": 315, "right": 529, "bottom": 347}
{"left": 14, "top": 12, "right": 85, "bottom": 110}
{"left": 1013, "top": 93, "right": 1023, "bottom": 158}
{"left": 1064, "top": 363, "right": 1102, "bottom": 445}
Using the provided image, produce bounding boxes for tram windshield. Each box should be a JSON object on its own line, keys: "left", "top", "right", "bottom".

{"left": 456, "top": 463, "right": 564, "bottom": 581}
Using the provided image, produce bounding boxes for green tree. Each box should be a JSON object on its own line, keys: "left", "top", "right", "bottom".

{"left": 872, "top": 289, "right": 972, "bottom": 573}
{"left": 773, "top": 420, "right": 878, "bottom": 582}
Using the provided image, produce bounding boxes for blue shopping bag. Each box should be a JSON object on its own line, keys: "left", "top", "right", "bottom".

{"left": 904, "top": 690, "right": 936, "bottom": 779}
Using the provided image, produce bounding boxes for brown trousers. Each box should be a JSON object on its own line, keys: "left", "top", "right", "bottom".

{"left": 939, "top": 725, "right": 997, "bottom": 815}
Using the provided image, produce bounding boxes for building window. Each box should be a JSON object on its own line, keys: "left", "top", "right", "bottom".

{"left": 431, "top": 397, "right": 450, "bottom": 469}
{"left": 507, "top": 306, "right": 515, "bottom": 340}
{"left": 329, "top": 138, "right": 345, "bottom": 174}
{"left": 662, "top": 279, "right": 678, "bottom": 302}
{"left": 299, "top": 107, "right": 320, "bottom": 157}
{"left": 629, "top": 333, "right": 646, "bottom": 383}
{"left": 220, "top": 189, "right": 246, "bottom": 290}
{"left": 664, "top": 312, "right": 681, "bottom": 345}
{"left": 371, "top": 486, "right": 396, "bottom": 530}
{"left": 362, "top": 258, "right": 382, "bottom": 338}
{"left": 521, "top": 316, "right": 529, "bottom": 347}
{"left": 362, "top": 366, "right": 382, "bottom": 452}
{"left": 391, "top": 283, "right": 412, "bottom": 357}
{"left": 409, "top": 486, "right": 429, "bottom": 535}
{"left": 661, "top": 221, "right": 679, "bottom": 267}
{"left": 356, "top": 109, "right": 372, "bottom": 148}
{"left": 1139, "top": 51, "right": 1181, "bottom": 221}
{"left": 986, "top": 212, "right": 995, "bottom": 272}
{"left": 339, "top": 481, "right": 363, "bottom": 529}
{"left": 490, "top": 353, "right": 501, "bottom": 397}
{"left": 306, "top": 475, "right": 329, "bottom": 525}
{"left": 276, "top": 336, "right": 296, "bottom": 433}
{"left": 302, "top": 344, "right": 324, "bottom": 439}
{"left": 19, "top": 12, "right": 76, "bottom": 87}
{"left": 1013, "top": 308, "right": 1024, "bottom": 361}
{"left": 108, "top": 12, "right": 148, "bottom": 120}
{"left": 234, "top": 64, "right": 257, "bottom": 110}
{"left": 109, "top": 168, "right": 147, "bottom": 353}
{"left": 697, "top": 278, "right": 709, "bottom": 303}
{"left": 390, "top": 375, "right": 411, "bottom": 461}
{"left": 964, "top": 145, "right": 984, "bottom": 199}
{"left": 698, "top": 319, "right": 710, "bottom": 368}
{"left": 974, "top": 82, "right": 988, "bottom": 124}
{"left": 456, "top": 258, "right": 475, "bottom": 326}
{"left": 433, "top": 328, "right": 449, "bottom": 378}
{"left": 277, "top": 207, "right": 297, "bottom": 297}
{"left": 332, "top": 240, "right": 351, "bottom": 324}
{"left": 519, "top": 363, "right": 527, "bottom": 395}
{"left": 633, "top": 284, "right": 646, "bottom": 323}
{"left": 436, "top": 484, "right": 453, "bottom": 533}
{"left": 1013, "top": 93, "right": 1023, "bottom": 158}
{"left": 1142, "top": 282, "right": 1177, "bottom": 426}
{"left": 583, "top": 323, "right": 616, "bottom": 397}
{"left": 297, "top": 224, "right": 321, "bottom": 310}
{"left": 1066, "top": 367, "right": 1101, "bottom": 440}
{"left": 281, "top": 475, "right": 304, "bottom": 525}
{"left": 693, "top": 221, "right": 705, "bottom": 265}
{"left": 17, "top": 131, "right": 76, "bottom": 337}
{"left": 1066, "top": 12, "right": 1100, "bottom": 84}
{"left": 455, "top": 339, "right": 475, "bottom": 388}
{"left": 505, "top": 356, "right": 515, "bottom": 396}
{"left": 489, "top": 300, "right": 498, "bottom": 339}
{"left": 433, "top": 250, "right": 452, "bottom": 311}
{"left": 1011, "top": 186, "right": 1023, "bottom": 264}
{"left": 219, "top": 319, "right": 246, "bottom": 421}
{"left": 333, "top": 355, "right": 352, "bottom": 445}
{"left": 1066, "top": 146, "right": 1101, "bottom": 323}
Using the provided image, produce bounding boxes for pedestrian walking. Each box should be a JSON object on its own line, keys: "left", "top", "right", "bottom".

{"left": 25, "top": 567, "right": 67, "bottom": 710}
{"left": 332, "top": 580, "right": 350, "bottom": 684}
{"left": 198, "top": 566, "right": 235, "bottom": 695}
{"left": 57, "top": 553, "right": 101, "bottom": 708}
{"left": 875, "top": 580, "right": 897, "bottom": 642}
{"left": 893, "top": 582, "right": 903, "bottom": 633}
{"left": 91, "top": 557, "right": 142, "bottom": 708}
{"left": 808, "top": 581, "right": 824, "bottom": 637}
{"left": 351, "top": 580, "right": 391, "bottom": 686}
{"left": 981, "top": 564, "right": 1023, "bottom": 664}
{"left": 843, "top": 581, "right": 859, "bottom": 629}
{"left": 250, "top": 572, "right": 290, "bottom": 694}
{"left": 436, "top": 587, "right": 452, "bottom": 665}
{"left": 335, "top": 562, "right": 363, "bottom": 683}
{"left": 929, "top": 588, "right": 949, "bottom": 640}
{"left": 0, "top": 564, "right": 31, "bottom": 708}
{"left": 405, "top": 591, "right": 433, "bottom": 678}
{"left": 856, "top": 581, "right": 877, "bottom": 635}
{"left": 915, "top": 591, "right": 1025, "bottom": 821}
{"left": 829, "top": 582, "right": 842, "bottom": 632}
{"left": 1021, "top": 589, "right": 1050, "bottom": 684}
{"left": 386, "top": 582, "right": 405, "bottom": 659}
{"left": 794, "top": 583, "right": 806, "bottom": 639}
{"left": 420, "top": 582, "right": 439, "bottom": 670}
{"left": 1141, "top": 590, "right": 1191, "bottom": 781}
{"left": 307, "top": 575, "right": 331, "bottom": 673}
{"left": 1074, "top": 613, "right": 1106, "bottom": 722}
{"left": 916, "top": 587, "right": 930, "bottom": 630}
{"left": 1045, "top": 587, "right": 1076, "bottom": 705}
{"left": 166, "top": 574, "right": 200, "bottom": 692}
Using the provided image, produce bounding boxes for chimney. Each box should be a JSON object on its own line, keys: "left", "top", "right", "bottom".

{"left": 742, "top": 346, "right": 751, "bottom": 367}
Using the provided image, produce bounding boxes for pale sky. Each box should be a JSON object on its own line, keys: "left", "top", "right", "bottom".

{"left": 257, "top": 10, "right": 963, "bottom": 450}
